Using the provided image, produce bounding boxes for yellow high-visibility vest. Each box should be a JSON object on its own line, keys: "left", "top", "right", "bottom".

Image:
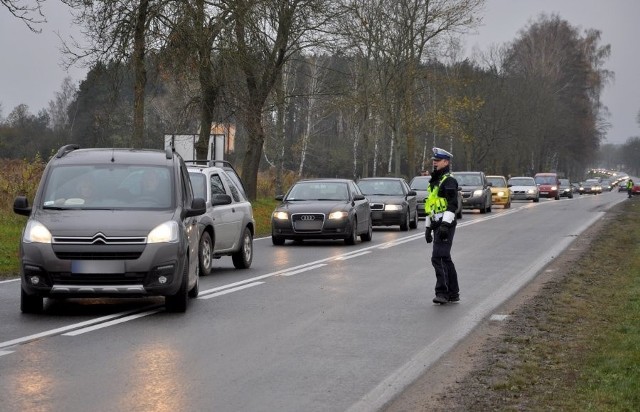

{"left": 425, "top": 173, "right": 450, "bottom": 219}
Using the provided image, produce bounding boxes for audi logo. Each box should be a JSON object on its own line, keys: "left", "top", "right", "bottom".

{"left": 300, "top": 215, "right": 316, "bottom": 221}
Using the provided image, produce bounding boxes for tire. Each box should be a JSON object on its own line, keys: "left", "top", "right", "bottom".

{"left": 555, "top": 194, "right": 560, "bottom": 200}
{"left": 198, "top": 231, "right": 212, "bottom": 276}
{"left": 479, "top": 204, "right": 487, "bottom": 214}
{"left": 21, "top": 288, "right": 43, "bottom": 313}
{"left": 504, "top": 201, "right": 511, "bottom": 209}
{"left": 272, "top": 235, "right": 285, "bottom": 245}
{"left": 533, "top": 197, "right": 539, "bottom": 203}
{"left": 400, "top": 211, "right": 410, "bottom": 231}
{"left": 188, "top": 265, "right": 199, "bottom": 298}
{"left": 409, "top": 209, "right": 418, "bottom": 229}
{"left": 166, "top": 258, "right": 189, "bottom": 313}
{"left": 360, "top": 219, "right": 373, "bottom": 242}
{"left": 456, "top": 209, "right": 463, "bottom": 219}
{"left": 345, "top": 218, "right": 358, "bottom": 245}
{"left": 232, "top": 227, "right": 253, "bottom": 269}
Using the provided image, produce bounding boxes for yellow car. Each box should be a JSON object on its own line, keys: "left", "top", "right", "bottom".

{"left": 487, "top": 175, "right": 511, "bottom": 208}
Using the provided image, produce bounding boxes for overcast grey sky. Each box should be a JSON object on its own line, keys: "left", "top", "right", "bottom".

{"left": 1, "top": 0, "right": 639, "bottom": 144}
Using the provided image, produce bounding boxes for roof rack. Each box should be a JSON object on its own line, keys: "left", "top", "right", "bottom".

{"left": 55, "top": 144, "right": 80, "bottom": 158}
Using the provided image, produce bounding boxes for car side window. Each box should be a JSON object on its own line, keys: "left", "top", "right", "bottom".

{"left": 221, "top": 173, "right": 242, "bottom": 202}
{"left": 210, "top": 174, "right": 227, "bottom": 196}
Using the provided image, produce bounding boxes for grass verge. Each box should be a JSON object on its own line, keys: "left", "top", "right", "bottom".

{"left": 446, "top": 199, "right": 640, "bottom": 410}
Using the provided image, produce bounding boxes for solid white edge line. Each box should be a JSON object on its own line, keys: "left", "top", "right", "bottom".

{"left": 0, "top": 278, "right": 19, "bottom": 284}
{"left": 198, "top": 282, "right": 264, "bottom": 300}
{"left": 63, "top": 308, "right": 163, "bottom": 336}
{"left": 0, "top": 350, "right": 14, "bottom": 357}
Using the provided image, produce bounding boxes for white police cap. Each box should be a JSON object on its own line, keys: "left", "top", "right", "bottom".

{"left": 432, "top": 147, "right": 453, "bottom": 160}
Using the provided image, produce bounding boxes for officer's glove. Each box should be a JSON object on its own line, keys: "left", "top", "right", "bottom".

{"left": 438, "top": 222, "right": 451, "bottom": 242}
{"left": 425, "top": 228, "right": 433, "bottom": 243}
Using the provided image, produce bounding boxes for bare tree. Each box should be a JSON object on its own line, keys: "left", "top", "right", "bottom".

{"left": 229, "top": 0, "right": 335, "bottom": 200}
{"left": 1, "top": 0, "right": 45, "bottom": 32}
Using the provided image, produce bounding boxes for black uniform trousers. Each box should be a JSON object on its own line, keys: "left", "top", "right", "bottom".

{"left": 431, "top": 221, "right": 459, "bottom": 298}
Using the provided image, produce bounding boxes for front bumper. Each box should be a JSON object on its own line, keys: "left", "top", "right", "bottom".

{"left": 271, "top": 217, "right": 354, "bottom": 240}
{"left": 20, "top": 241, "right": 186, "bottom": 298}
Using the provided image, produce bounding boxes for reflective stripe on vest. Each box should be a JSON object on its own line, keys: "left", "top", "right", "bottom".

{"left": 425, "top": 173, "right": 450, "bottom": 219}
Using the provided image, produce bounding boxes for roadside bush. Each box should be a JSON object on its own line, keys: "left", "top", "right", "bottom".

{"left": 0, "top": 155, "right": 46, "bottom": 210}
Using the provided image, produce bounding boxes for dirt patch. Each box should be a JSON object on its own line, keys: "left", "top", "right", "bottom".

{"left": 384, "top": 203, "right": 613, "bottom": 412}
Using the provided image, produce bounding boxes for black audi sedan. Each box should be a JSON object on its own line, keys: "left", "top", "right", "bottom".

{"left": 357, "top": 177, "right": 418, "bottom": 231}
{"left": 271, "top": 178, "right": 373, "bottom": 245}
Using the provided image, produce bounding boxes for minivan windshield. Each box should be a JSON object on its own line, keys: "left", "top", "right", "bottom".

{"left": 42, "top": 165, "right": 174, "bottom": 209}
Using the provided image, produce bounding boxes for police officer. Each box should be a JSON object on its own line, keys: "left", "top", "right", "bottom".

{"left": 425, "top": 147, "right": 460, "bottom": 304}
{"left": 627, "top": 179, "right": 634, "bottom": 198}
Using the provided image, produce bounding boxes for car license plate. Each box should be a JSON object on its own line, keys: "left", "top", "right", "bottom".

{"left": 540, "top": 191, "right": 548, "bottom": 195}
{"left": 72, "top": 260, "right": 125, "bottom": 274}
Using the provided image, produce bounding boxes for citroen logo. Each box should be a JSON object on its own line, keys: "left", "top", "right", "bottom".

{"left": 300, "top": 215, "right": 315, "bottom": 221}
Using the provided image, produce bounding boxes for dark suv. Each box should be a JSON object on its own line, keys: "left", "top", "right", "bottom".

{"left": 13, "top": 145, "right": 206, "bottom": 313}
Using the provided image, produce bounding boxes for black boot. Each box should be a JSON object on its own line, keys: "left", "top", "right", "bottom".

{"left": 433, "top": 294, "right": 448, "bottom": 304}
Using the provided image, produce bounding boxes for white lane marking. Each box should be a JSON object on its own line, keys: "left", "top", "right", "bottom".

{"left": 280, "top": 264, "right": 327, "bottom": 276}
{"left": 63, "top": 309, "right": 163, "bottom": 336}
{"left": 198, "top": 282, "right": 264, "bottom": 299}
{"left": 0, "top": 350, "right": 14, "bottom": 357}
{"left": 0, "top": 308, "right": 156, "bottom": 350}
{"left": 0, "top": 278, "right": 19, "bottom": 284}
{"left": 335, "top": 251, "right": 371, "bottom": 260}
{"left": 490, "top": 314, "right": 510, "bottom": 321}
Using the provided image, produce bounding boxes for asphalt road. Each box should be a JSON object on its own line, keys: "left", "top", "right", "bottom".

{"left": 0, "top": 190, "right": 627, "bottom": 411}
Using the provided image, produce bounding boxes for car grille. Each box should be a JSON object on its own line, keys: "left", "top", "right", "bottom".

{"left": 53, "top": 233, "right": 147, "bottom": 245}
{"left": 50, "top": 272, "right": 147, "bottom": 285}
{"left": 370, "top": 203, "right": 384, "bottom": 210}
{"left": 291, "top": 213, "right": 324, "bottom": 232}
{"left": 54, "top": 251, "right": 143, "bottom": 260}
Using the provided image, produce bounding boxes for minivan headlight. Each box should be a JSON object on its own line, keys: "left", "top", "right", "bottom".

{"left": 148, "top": 221, "right": 179, "bottom": 243}
{"left": 23, "top": 220, "right": 52, "bottom": 244}
{"left": 473, "top": 190, "right": 483, "bottom": 197}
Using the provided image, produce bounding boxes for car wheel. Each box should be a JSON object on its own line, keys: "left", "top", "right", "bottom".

{"left": 409, "top": 209, "right": 418, "bottom": 229}
{"left": 345, "top": 218, "right": 358, "bottom": 245}
{"left": 504, "top": 201, "right": 511, "bottom": 209}
{"left": 166, "top": 258, "right": 189, "bottom": 313}
{"left": 198, "top": 231, "right": 212, "bottom": 276}
{"left": 555, "top": 194, "right": 560, "bottom": 200}
{"left": 188, "top": 265, "right": 199, "bottom": 298}
{"left": 400, "top": 211, "right": 410, "bottom": 231}
{"left": 456, "top": 208, "right": 463, "bottom": 219}
{"left": 21, "top": 288, "right": 43, "bottom": 313}
{"left": 479, "top": 204, "right": 486, "bottom": 214}
{"left": 272, "top": 235, "right": 285, "bottom": 246}
{"left": 534, "top": 197, "right": 539, "bottom": 203}
{"left": 360, "top": 219, "right": 373, "bottom": 242}
{"left": 232, "top": 227, "right": 253, "bottom": 269}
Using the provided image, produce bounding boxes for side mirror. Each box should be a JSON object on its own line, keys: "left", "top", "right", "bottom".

{"left": 407, "top": 190, "right": 417, "bottom": 197}
{"left": 185, "top": 197, "right": 206, "bottom": 218}
{"left": 275, "top": 194, "right": 284, "bottom": 201}
{"left": 353, "top": 194, "right": 365, "bottom": 201}
{"left": 13, "top": 196, "right": 31, "bottom": 216}
{"left": 211, "top": 193, "right": 232, "bottom": 206}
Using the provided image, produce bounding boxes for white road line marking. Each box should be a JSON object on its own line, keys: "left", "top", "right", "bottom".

{"left": 0, "top": 350, "right": 14, "bottom": 357}
{"left": 490, "top": 314, "right": 510, "bottom": 321}
{"left": 198, "top": 282, "right": 264, "bottom": 299}
{"left": 0, "top": 308, "right": 155, "bottom": 350}
{"left": 280, "top": 264, "right": 327, "bottom": 276}
{"left": 335, "top": 251, "right": 371, "bottom": 260}
{"left": 0, "top": 278, "right": 19, "bottom": 284}
{"left": 63, "top": 309, "right": 163, "bottom": 336}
